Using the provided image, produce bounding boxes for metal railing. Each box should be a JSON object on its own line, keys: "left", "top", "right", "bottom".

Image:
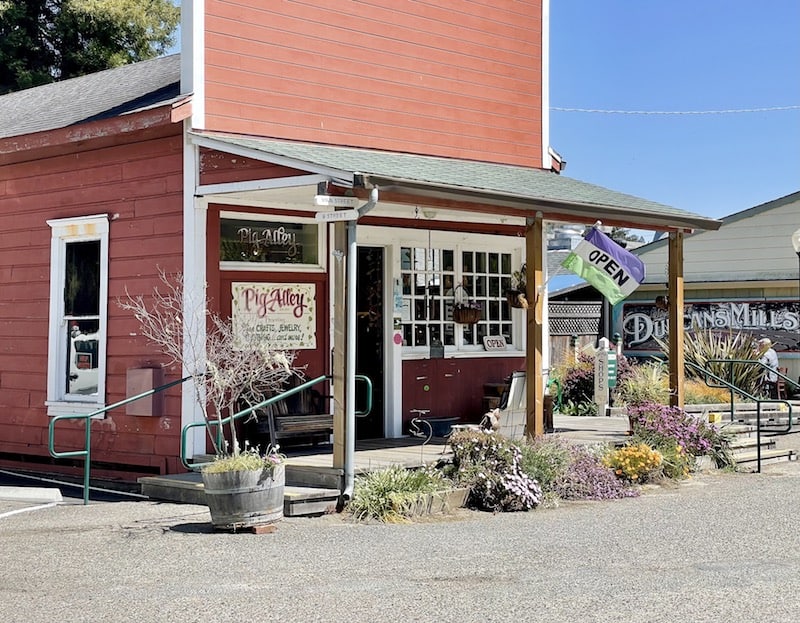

{"left": 48, "top": 375, "right": 192, "bottom": 505}
{"left": 686, "top": 359, "right": 795, "bottom": 473}
{"left": 179, "top": 374, "right": 373, "bottom": 471}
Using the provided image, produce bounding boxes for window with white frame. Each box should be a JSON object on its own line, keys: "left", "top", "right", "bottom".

{"left": 400, "top": 245, "right": 514, "bottom": 351}
{"left": 46, "top": 215, "right": 109, "bottom": 413}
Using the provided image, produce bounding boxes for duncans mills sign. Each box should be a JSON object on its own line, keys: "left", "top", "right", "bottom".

{"left": 621, "top": 300, "right": 800, "bottom": 352}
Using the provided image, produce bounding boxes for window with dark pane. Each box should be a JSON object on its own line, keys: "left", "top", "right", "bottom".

{"left": 64, "top": 241, "right": 100, "bottom": 315}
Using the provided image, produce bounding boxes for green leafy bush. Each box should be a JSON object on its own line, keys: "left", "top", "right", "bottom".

{"left": 348, "top": 465, "right": 453, "bottom": 523}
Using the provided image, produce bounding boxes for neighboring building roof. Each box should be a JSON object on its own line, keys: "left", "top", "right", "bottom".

{"left": 0, "top": 54, "right": 182, "bottom": 139}
{"left": 192, "top": 131, "right": 723, "bottom": 232}
{"left": 631, "top": 190, "right": 800, "bottom": 256}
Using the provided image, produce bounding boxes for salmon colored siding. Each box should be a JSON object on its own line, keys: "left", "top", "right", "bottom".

{"left": 200, "top": 149, "right": 304, "bottom": 186}
{"left": 0, "top": 133, "right": 185, "bottom": 476}
{"left": 204, "top": 0, "right": 543, "bottom": 167}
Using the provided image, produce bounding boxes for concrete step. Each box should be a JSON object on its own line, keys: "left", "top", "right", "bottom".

{"left": 137, "top": 473, "right": 340, "bottom": 517}
{"left": 729, "top": 437, "right": 776, "bottom": 455}
{"left": 730, "top": 448, "right": 797, "bottom": 471}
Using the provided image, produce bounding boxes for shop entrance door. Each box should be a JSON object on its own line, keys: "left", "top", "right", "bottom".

{"left": 356, "top": 246, "right": 385, "bottom": 439}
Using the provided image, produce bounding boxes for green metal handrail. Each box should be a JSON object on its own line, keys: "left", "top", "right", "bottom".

{"left": 179, "top": 374, "right": 373, "bottom": 471}
{"left": 48, "top": 374, "right": 192, "bottom": 505}
{"left": 687, "top": 360, "right": 794, "bottom": 474}
{"left": 703, "top": 358, "right": 795, "bottom": 430}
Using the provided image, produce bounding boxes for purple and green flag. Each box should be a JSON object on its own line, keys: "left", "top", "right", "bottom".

{"left": 561, "top": 227, "right": 646, "bottom": 304}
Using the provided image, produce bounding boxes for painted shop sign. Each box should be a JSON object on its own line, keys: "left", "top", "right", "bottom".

{"left": 232, "top": 282, "right": 316, "bottom": 350}
{"left": 220, "top": 218, "right": 319, "bottom": 264}
{"left": 621, "top": 300, "right": 800, "bottom": 352}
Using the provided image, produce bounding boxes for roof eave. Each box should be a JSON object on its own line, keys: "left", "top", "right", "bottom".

{"left": 0, "top": 95, "right": 191, "bottom": 165}
{"left": 361, "top": 176, "right": 723, "bottom": 233}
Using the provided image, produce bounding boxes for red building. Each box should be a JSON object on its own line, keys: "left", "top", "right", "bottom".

{"left": 0, "top": 1, "right": 719, "bottom": 482}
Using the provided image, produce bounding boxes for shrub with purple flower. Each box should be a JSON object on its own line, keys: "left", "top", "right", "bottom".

{"left": 552, "top": 444, "right": 640, "bottom": 501}
{"left": 448, "top": 430, "right": 542, "bottom": 512}
{"left": 628, "top": 401, "right": 735, "bottom": 469}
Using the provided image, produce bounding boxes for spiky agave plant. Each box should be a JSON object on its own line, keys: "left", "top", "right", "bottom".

{"left": 656, "top": 327, "right": 761, "bottom": 397}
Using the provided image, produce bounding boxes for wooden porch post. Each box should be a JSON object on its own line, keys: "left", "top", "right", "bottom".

{"left": 525, "top": 214, "right": 545, "bottom": 438}
{"left": 332, "top": 222, "right": 347, "bottom": 468}
{"left": 668, "top": 230, "right": 685, "bottom": 408}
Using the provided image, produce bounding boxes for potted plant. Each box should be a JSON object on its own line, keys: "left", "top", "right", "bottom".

{"left": 506, "top": 263, "right": 528, "bottom": 309}
{"left": 119, "top": 271, "right": 298, "bottom": 530}
{"left": 451, "top": 284, "right": 482, "bottom": 324}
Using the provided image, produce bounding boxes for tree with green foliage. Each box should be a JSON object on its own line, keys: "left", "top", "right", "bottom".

{"left": 0, "top": 0, "right": 180, "bottom": 95}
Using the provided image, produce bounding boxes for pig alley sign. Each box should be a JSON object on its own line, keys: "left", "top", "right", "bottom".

{"left": 232, "top": 282, "right": 316, "bottom": 349}
{"left": 622, "top": 300, "right": 800, "bottom": 352}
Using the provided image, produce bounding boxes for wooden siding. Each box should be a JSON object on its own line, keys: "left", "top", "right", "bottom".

{"left": 204, "top": 0, "right": 543, "bottom": 167}
{"left": 0, "top": 133, "right": 184, "bottom": 476}
{"left": 640, "top": 196, "right": 800, "bottom": 284}
{"left": 402, "top": 356, "right": 524, "bottom": 428}
{"left": 200, "top": 149, "right": 306, "bottom": 186}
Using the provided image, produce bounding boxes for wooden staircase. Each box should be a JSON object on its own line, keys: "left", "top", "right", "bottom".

{"left": 139, "top": 463, "right": 342, "bottom": 517}
{"left": 687, "top": 401, "right": 800, "bottom": 471}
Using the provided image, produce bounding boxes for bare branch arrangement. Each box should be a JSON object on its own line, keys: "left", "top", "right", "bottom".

{"left": 118, "top": 270, "right": 298, "bottom": 456}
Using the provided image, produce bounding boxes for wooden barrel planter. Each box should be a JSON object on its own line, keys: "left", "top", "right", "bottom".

{"left": 202, "top": 464, "right": 285, "bottom": 530}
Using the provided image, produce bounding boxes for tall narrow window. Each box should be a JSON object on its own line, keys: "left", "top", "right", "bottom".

{"left": 47, "top": 215, "right": 109, "bottom": 413}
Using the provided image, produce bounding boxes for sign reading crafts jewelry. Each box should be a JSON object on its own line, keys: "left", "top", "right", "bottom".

{"left": 232, "top": 282, "right": 316, "bottom": 349}
{"left": 621, "top": 300, "right": 800, "bottom": 352}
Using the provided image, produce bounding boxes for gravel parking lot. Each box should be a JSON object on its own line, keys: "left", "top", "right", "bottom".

{"left": 2, "top": 459, "right": 800, "bottom": 623}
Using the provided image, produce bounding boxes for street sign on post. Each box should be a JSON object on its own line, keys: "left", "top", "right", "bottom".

{"left": 607, "top": 352, "right": 618, "bottom": 388}
{"left": 314, "top": 195, "right": 359, "bottom": 208}
{"left": 314, "top": 209, "right": 360, "bottom": 222}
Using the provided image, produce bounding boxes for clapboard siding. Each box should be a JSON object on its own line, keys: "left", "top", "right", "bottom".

{"left": 639, "top": 196, "right": 800, "bottom": 283}
{"left": 0, "top": 132, "right": 184, "bottom": 474}
{"left": 204, "top": 0, "right": 543, "bottom": 166}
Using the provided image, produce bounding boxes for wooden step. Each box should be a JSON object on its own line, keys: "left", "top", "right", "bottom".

{"left": 731, "top": 448, "right": 797, "bottom": 470}
{"left": 137, "top": 473, "right": 341, "bottom": 517}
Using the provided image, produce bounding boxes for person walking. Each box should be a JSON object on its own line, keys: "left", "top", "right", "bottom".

{"left": 756, "top": 337, "right": 779, "bottom": 398}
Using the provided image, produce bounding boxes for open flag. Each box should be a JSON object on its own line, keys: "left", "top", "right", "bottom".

{"left": 561, "top": 227, "right": 646, "bottom": 305}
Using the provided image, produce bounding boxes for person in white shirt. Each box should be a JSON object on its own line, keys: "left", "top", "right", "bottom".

{"left": 756, "top": 338, "right": 779, "bottom": 398}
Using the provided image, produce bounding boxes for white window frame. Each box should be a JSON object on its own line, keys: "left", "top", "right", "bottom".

{"left": 218, "top": 210, "right": 326, "bottom": 273}
{"left": 45, "top": 215, "right": 110, "bottom": 416}
{"left": 359, "top": 227, "right": 526, "bottom": 359}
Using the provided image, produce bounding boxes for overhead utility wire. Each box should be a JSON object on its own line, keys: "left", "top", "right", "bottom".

{"left": 552, "top": 105, "right": 800, "bottom": 115}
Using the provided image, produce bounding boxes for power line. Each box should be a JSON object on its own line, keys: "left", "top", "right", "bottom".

{"left": 551, "top": 105, "right": 800, "bottom": 115}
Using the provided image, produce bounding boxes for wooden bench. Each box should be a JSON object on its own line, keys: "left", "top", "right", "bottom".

{"left": 246, "top": 382, "right": 333, "bottom": 448}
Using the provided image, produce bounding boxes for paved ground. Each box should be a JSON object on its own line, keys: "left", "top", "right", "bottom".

{"left": 3, "top": 456, "right": 800, "bottom": 622}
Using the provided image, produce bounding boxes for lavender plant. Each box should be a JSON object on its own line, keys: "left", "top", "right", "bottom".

{"left": 448, "top": 430, "right": 542, "bottom": 512}
{"left": 552, "top": 444, "right": 640, "bottom": 500}
{"left": 628, "top": 401, "right": 735, "bottom": 469}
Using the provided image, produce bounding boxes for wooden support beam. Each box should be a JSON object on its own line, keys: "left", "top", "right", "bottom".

{"left": 332, "top": 222, "right": 347, "bottom": 468}
{"left": 668, "top": 231, "right": 685, "bottom": 408}
{"left": 525, "top": 215, "right": 545, "bottom": 438}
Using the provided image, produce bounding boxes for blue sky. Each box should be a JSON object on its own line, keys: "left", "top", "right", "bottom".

{"left": 549, "top": 0, "right": 800, "bottom": 225}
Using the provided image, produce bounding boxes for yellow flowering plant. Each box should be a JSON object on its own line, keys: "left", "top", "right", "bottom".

{"left": 602, "top": 443, "right": 663, "bottom": 483}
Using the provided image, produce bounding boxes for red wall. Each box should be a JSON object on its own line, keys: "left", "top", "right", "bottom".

{"left": 204, "top": 0, "right": 544, "bottom": 167}
{"left": 0, "top": 132, "right": 185, "bottom": 478}
{"left": 402, "top": 356, "right": 524, "bottom": 429}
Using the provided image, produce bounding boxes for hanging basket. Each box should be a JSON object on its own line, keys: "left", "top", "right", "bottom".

{"left": 505, "top": 289, "right": 528, "bottom": 309}
{"left": 453, "top": 305, "right": 481, "bottom": 325}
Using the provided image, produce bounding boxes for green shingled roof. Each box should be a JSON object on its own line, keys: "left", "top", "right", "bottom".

{"left": 193, "top": 131, "right": 721, "bottom": 232}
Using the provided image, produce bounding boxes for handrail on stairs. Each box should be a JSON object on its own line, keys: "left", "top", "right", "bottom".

{"left": 48, "top": 374, "right": 193, "bottom": 506}
{"left": 179, "top": 373, "right": 373, "bottom": 471}
{"left": 686, "top": 360, "right": 795, "bottom": 474}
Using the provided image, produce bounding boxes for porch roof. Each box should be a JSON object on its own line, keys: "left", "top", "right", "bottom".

{"left": 192, "top": 131, "right": 722, "bottom": 232}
